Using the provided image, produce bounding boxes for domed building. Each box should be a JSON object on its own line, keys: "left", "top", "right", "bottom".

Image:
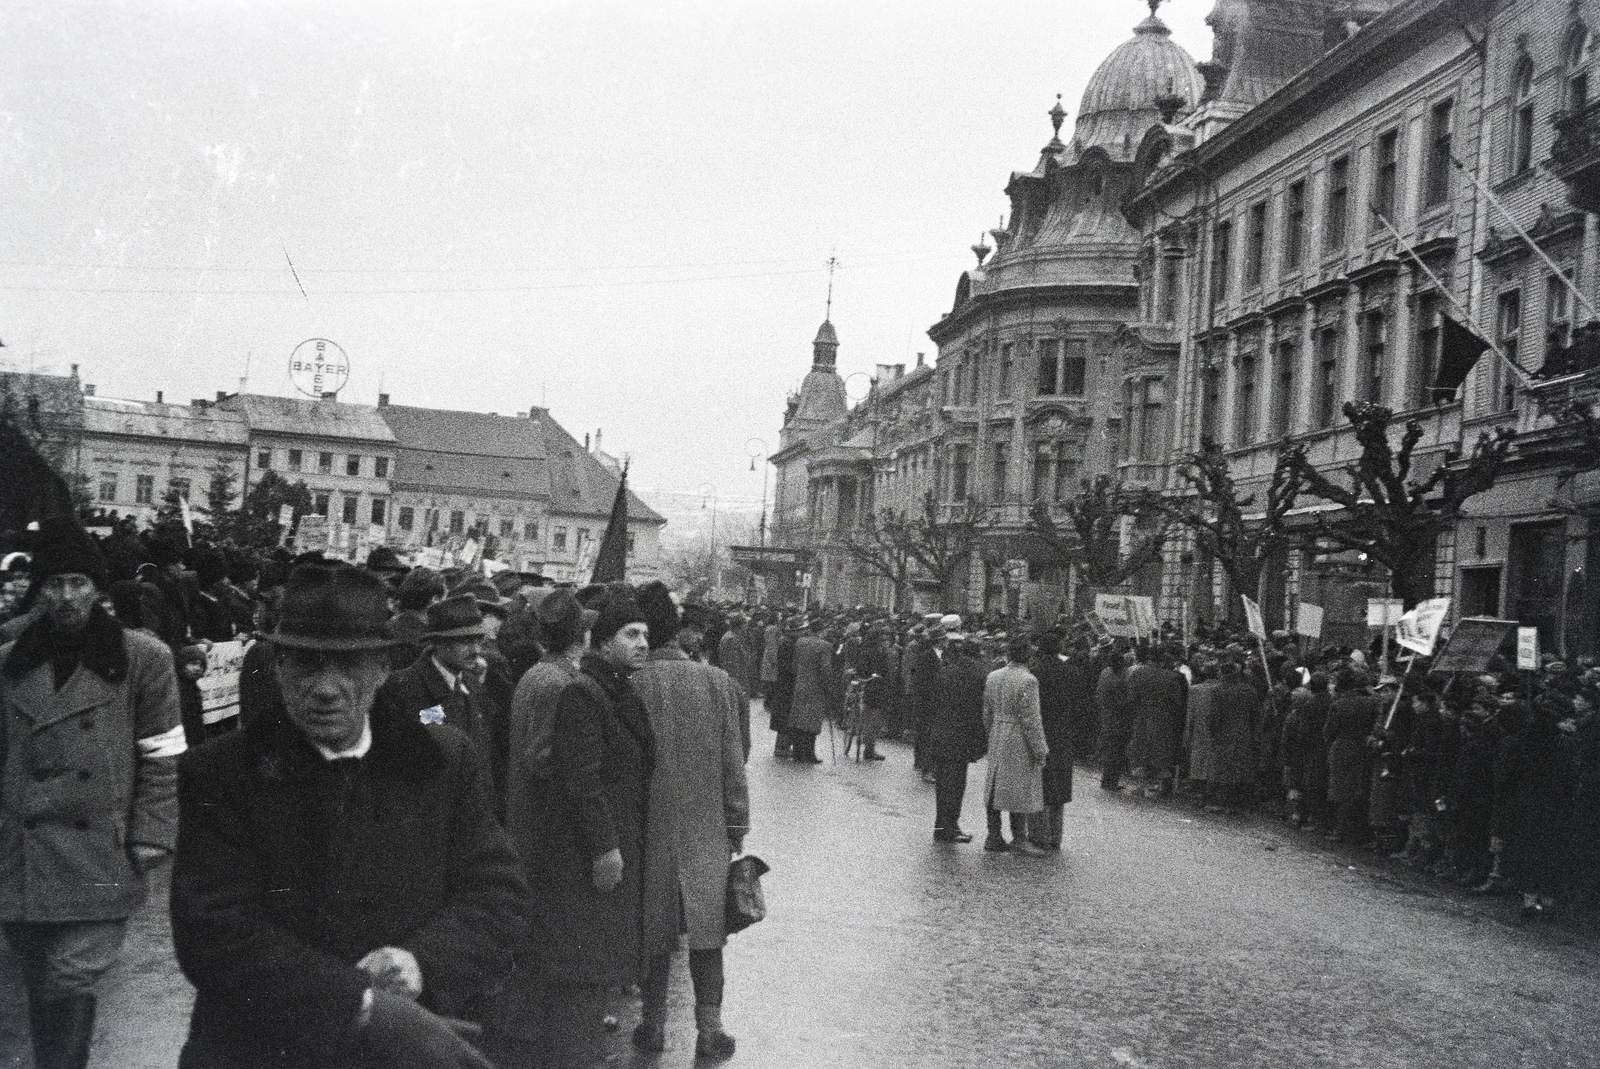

{"left": 925, "top": 5, "right": 1204, "bottom": 615}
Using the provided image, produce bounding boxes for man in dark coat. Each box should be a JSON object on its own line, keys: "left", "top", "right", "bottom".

{"left": 376, "top": 595, "right": 492, "bottom": 758}
{"left": 388, "top": 567, "right": 445, "bottom": 670}
{"left": 925, "top": 635, "right": 988, "bottom": 843}
{"left": 2, "top": 517, "right": 186, "bottom": 1069}
{"left": 768, "top": 619, "right": 798, "bottom": 759}
{"left": 1126, "top": 647, "right": 1188, "bottom": 796}
{"left": 1029, "top": 632, "right": 1078, "bottom": 848}
{"left": 170, "top": 563, "right": 526, "bottom": 1069}
{"left": 526, "top": 587, "right": 655, "bottom": 1068}
{"left": 1095, "top": 650, "right": 1134, "bottom": 791}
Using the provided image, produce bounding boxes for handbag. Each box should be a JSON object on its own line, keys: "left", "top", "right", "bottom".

{"left": 724, "top": 855, "right": 770, "bottom": 934}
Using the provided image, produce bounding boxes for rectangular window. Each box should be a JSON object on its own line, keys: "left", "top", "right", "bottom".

{"left": 449, "top": 510, "right": 465, "bottom": 534}
{"left": 314, "top": 493, "right": 330, "bottom": 517}
{"left": 1138, "top": 378, "right": 1165, "bottom": 461}
{"left": 169, "top": 477, "right": 191, "bottom": 502}
{"left": 1036, "top": 339, "right": 1061, "bottom": 395}
{"left": 991, "top": 442, "right": 1007, "bottom": 500}
{"left": 577, "top": 527, "right": 591, "bottom": 549}
{"left": 1244, "top": 201, "right": 1267, "bottom": 289}
{"left": 553, "top": 527, "right": 568, "bottom": 551}
{"left": 135, "top": 474, "right": 154, "bottom": 505}
{"left": 1032, "top": 443, "right": 1052, "bottom": 502}
{"left": 1160, "top": 253, "right": 1182, "bottom": 320}
{"left": 1317, "top": 327, "right": 1341, "bottom": 427}
{"left": 1199, "top": 358, "right": 1221, "bottom": 443}
{"left": 1374, "top": 129, "right": 1399, "bottom": 225}
{"left": 98, "top": 474, "right": 118, "bottom": 503}
{"left": 257, "top": 449, "right": 271, "bottom": 470}
{"left": 627, "top": 530, "right": 636, "bottom": 553}
{"left": 1235, "top": 352, "right": 1258, "bottom": 446}
{"left": 966, "top": 357, "right": 979, "bottom": 405}
{"left": 997, "top": 343, "right": 1012, "bottom": 400}
{"left": 371, "top": 498, "right": 387, "bottom": 525}
{"left": 524, "top": 520, "right": 539, "bottom": 541}
{"left": 398, "top": 506, "right": 414, "bottom": 532}
{"left": 1053, "top": 444, "right": 1078, "bottom": 501}
{"left": 1415, "top": 293, "right": 1443, "bottom": 406}
{"left": 1061, "top": 340, "right": 1087, "bottom": 396}
{"left": 1547, "top": 271, "right": 1574, "bottom": 351}
{"left": 318, "top": 452, "right": 333, "bottom": 475}
{"left": 1272, "top": 339, "right": 1296, "bottom": 437}
{"left": 1210, "top": 220, "right": 1233, "bottom": 307}
{"left": 1514, "top": 102, "right": 1534, "bottom": 175}
{"left": 1361, "top": 310, "right": 1387, "bottom": 404}
{"left": 951, "top": 445, "right": 970, "bottom": 502}
{"left": 1285, "top": 181, "right": 1306, "bottom": 271}
{"left": 287, "top": 449, "right": 303, "bottom": 472}
{"left": 374, "top": 457, "right": 389, "bottom": 478}
{"left": 1497, "top": 289, "right": 1522, "bottom": 412}
{"left": 1325, "top": 156, "right": 1350, "bottom": 253}
{"left": 342, "top": 495, "right": 359, "bottom": 525}
{"left": 346, "top": 455, "right": 361, "bottom": 477}
{"left": 1425, "top": 99, "right": 1454, "bottom": 207}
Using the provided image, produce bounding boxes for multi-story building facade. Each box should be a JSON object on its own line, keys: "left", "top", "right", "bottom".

{"left": 80, "top": 394, "right": 249, "bottom": 526}
{"left": 533, "top": 410, "right": 664, "bottom": 584}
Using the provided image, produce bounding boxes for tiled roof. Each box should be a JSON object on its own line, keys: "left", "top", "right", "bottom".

{"left": 532, "top": 409, "right": 665, "bottom": 524}
{"left": 83, "top": 397, "right": 248, "bottom": 446}
{"left": 0, "top": 371, "right": 83, "bottom": 430}
{"left": 217, "top": 393, "right": 395, "bottom": 443}
{"left": 379, "top": 404, "right": 548, "bottom": 497}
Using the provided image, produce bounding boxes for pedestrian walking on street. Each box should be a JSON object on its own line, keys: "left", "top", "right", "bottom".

{"left": 631, "top": 584, "right": 751, "bottom": 1060}
{"left": 926, "top": 634, "right": 988, "bottom": 843}
{"left": 170, "top": 563, "right": 526, "bottom": 1069}
{"left": 983, "top": 636, "right": 1049, "bottom": 856}
{"left": 788, "top": 620, "right": 835, "bottom": 764}
{"left": 2, "top": 517, "right": 187, "bottom": 1069}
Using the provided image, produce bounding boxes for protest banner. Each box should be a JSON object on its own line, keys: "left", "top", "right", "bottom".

{"left": 1093, "top": 593, "right": 1140, "bottom": 639}
{"left": 1394, "top": 598, "right": 1451, "bottom": 656}
{"left": 1295, "top": 601, "right": 1324, "bottom": 639}
{"left": 198, "top": 639, "right": 249, "bottom": 726}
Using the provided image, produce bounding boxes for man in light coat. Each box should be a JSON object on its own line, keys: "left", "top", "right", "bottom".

{"left": 1, "top": 516, "right": 185, "bottom": 1069}
{"left": 631, "top": 585, "right": 750, "bottom": 1060}
{"left": 982, "top": 636, "right": 1049, "bottom": 856}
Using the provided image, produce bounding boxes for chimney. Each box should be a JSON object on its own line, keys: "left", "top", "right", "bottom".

{"left": 916, "top": 352, "right": 925, "bottom": 367}
{"left": 83, "top": 384, "right": 96, "bottom": 396}
{"left": 156, "top": 390, "right": 163, "bottom": 404}
{"left": 593, "top": 429, "right": 603, "bottom": 454}
{"left": 321, "top": 391, "right": 337, "bottom": 401}
{"left": 71, "top": 364, "right": 79, "bottom": 377}
{"left": 378, "top": 393, "right": 390, "bottom": 407}
{"left": 216, "top": 390, "right": 227, "bottom": 402}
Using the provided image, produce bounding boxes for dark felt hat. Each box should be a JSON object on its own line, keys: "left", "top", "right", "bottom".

{"left": 591, "top": 584, "right": 646, "bottom": 645}
{"left": 29, "top": 515, "right": 109, "bottom": 591}
{"left": 637, "top": 581, "right": 680, "bottom": 650}
{"left": 535, "top": 587, "right": 600, "bottom": 650}
{"left": 422, "top": 594, "right": 489, "bottom": 640}
{"left": 366, "top": 545, "right": 408, "bottom": 574}
{"left": 268, "top": 564, "right": 395, "bottom": 652}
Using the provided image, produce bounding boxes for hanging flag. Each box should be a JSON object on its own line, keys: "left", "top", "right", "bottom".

{"left": 588, "top": 460, "right": 631, "bottom": 584}
{"left": 1431, "top": 315, "right": 1491, "bottom": 402}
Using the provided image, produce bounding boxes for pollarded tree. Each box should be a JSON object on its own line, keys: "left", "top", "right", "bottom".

{"left": 1287, "top": 401, "right": 1516, "bottom": 608}
{"left": 1157, "top": 437, "right": 1307, "bottom": 610}
{"left": 844, "top": 491, "right": 982, "bottom": 612}
{"left": 1027, "top": 474, "right": 1169, "bottom": 598}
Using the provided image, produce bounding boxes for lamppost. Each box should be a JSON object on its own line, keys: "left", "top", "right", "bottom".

{"left": 696, "top": 481, "right": 719, "bottom": 596}
{"left": 746, "top": 437, "right": 769, "bottom": 606}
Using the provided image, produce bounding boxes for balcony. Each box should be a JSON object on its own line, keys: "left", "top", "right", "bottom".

{"left": 1550, "top": 103, "right": 1600, "bottom": 214}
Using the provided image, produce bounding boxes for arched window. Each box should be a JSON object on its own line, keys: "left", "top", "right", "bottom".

{"left": 1565, "top": 25, "right": 1593, "bottom": 113}
{"left": 1512, "top": 56, "right": 1535, "bottom": 174}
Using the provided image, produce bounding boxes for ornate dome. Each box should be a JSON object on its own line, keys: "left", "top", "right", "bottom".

{"left": 1073, "top": 14, "right": 1204, "bottom": 162}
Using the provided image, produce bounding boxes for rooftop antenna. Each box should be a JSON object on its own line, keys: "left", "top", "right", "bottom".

{"left": 825, "top": 254, "right": 838, "bottom": 320}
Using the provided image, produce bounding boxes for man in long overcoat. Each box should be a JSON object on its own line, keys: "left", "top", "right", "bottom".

{"left": 1127, "top": 648, "right": 1189, "bottom": 795}
{"left": 631, "top": 586, "right": 750, "bottom": 1059}
{"left": 376, "top": 595, "right": 492, "bottom": 755}
{"left": 1095, "top": 650, "right": 1134, "bottom": 791}
{"left": 1029, "top": 631, "right": 1079, "bottom": 849}
{"left": 924, "top": 635, "right": 987, "bottom": 842}
{"left": 2, "top": 517, "right": 186, "bottom": 1069}
{"left": 904, "top": 623, "right": 945, "bottom": 774}
{"left": 787, "top": 621, "right": 835, "bottom": 764}
{"left": 170, "top": 563, "right": 526, "bottom": 1069}
{"left": 1207, "top": 657, "right": 1261, "bottom": 811}
{"left": 982, "top": 636, "right": 1049, "bottom": 855}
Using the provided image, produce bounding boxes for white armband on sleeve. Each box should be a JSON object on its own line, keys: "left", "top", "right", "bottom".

{"left": 137, "top": 724, "right": 188, "bottom": 759}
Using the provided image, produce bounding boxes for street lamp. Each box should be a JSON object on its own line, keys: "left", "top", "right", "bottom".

{"left": 696, "top": 481, "right": 719, "bottom": 595}
{"left": 746, "top": 437, "right": 769, "bottom": 606}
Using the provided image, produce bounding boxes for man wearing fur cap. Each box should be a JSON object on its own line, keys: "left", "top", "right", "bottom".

{"left": 1, "top": 515, "right": 186, "bottom": 1069}
{"left": 630, "top": 582, "right": 750, "bottom": 1060}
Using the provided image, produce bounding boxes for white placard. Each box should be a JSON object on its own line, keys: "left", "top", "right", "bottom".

{"left": 1296, "top": 602, "right": 1324, "bottom": 639}
{"left": 1094, "top": 593, "right": 1141, "bottom": 639}
{"left": 1516, "top": 626, "right": 1541, "bottom": 670}
{"left": 1395, "top": 598, "right": 1452, "bottom": 656}
{"left": 1366, "top": 598, "right": 1404, "bottom": 627}
{"left": 198, "top": 639, "right": 249, "bottom": 725}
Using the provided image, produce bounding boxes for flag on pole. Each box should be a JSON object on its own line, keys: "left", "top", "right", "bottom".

{"left": 1431, "top": 315, "right": 1491, "bottom": 402}
{"left": 1395, "top": 597, "right": 1452, "bottom": 656}
{"left": 588, "top": 460, "right": 630, "bottom": 584}
{"left": 1241, "top": 594, "right": 1267, "bottom": 640}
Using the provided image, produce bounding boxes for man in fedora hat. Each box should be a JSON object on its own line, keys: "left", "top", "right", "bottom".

{"left": 170, "top": 563, "right": 526, "bottom": 1069}
{"left": 377, "top": 594, "right": 492, "bottom": 759}
{"left": 2, "top": 516, "right": 186, "bottom": 1069}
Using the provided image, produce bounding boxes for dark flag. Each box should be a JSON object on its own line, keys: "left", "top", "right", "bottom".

{"left": 588, "top": 460, "right": 630, "bottom": 583}
{"left": 1431, "top": 314, "right": 1492, "bottom": 402}
{"left": 0, "top": 415, "right": 74, "bottom": 532}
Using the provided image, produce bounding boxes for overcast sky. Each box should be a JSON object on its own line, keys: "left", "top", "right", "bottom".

{"left": 1, "top": 0, "right": 1212, "bottom": 509}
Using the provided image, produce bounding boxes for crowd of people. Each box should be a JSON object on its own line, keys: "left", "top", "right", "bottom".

{"left": 736, "top": 603, "right": 1600, "bottom": 920}
{"left": 0, "top": 516, "right": 752, "bottom": 1069}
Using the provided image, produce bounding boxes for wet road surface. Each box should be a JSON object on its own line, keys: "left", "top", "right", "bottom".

{"left": 4, "top": 714, "right": 1599, "bottom": 1068}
